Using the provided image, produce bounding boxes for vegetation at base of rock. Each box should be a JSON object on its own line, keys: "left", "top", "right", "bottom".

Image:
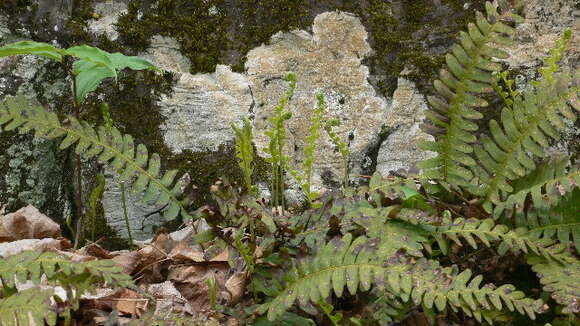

{"left": 232, "top": 117, "right": 256, "bottom": 196}
{"left": 0, "top": 1, "right": 578, "bottom": 326}
{"left": 263, "top": 72, "right": 296, "bottom": 210}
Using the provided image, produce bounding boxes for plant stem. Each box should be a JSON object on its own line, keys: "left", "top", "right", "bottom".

{"left": 70, "top": 70, "right": 84, "bottom": 249}
{"left": 120, "top": 182, "right": 133, "bottom": 246}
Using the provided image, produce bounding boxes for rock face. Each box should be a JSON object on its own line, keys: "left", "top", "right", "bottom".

{"left": 376, "top": 77, "right": 434, "bottom": 176}
{"left": 158, "top": 65, "right": 252, "bottom": 153}
{"left": 246, "top": 11, "right": 388, "bottom": 189}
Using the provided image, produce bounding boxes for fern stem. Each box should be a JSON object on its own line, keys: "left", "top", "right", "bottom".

{"left": 120, "top": 182, "right": 133, "bottom": 245}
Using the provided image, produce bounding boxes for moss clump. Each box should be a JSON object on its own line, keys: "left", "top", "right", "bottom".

{"left": 116, "top": 0, "right": 229, "bottom": 73}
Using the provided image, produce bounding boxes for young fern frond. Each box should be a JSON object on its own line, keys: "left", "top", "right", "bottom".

{"left": 289, "top": 92, "right": 325, "bottom": 206}
{"left": 324, "top": 118, "right": 350, "bottom": 187}
{"left": 418, "top": 2, "right": 517, "bottom": 186}
{"left": 0, "top": 288, "right": 57, "bottom": 326}
{"left": 429, "top": 218, "right": 572, "bottom": 263}
{"left": 0, "top": 96, "right": 194, "bottom": 222}
{"left": 264, "top": 72, "right": 297, "bottom": 209}
{"left": 232, "top": 117, "right": 256, "bottom": 195}
{"left": 528, "top": 254, "right": 580, "bottom": 314}
{"left": 259, "top": 233, "right": 544, "bottom": 323}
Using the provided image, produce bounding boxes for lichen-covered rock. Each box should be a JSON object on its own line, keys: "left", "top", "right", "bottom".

{"left": 246, "top": 11, "right": 388, "bottom": 189}
{"left": 376, "top": 77, "right": 434, "bottom": 176}
{"left": 101, "top": 171, "right": 166, "bottom": 241}
{"left": 140, "top": 35, "right": 192, "bottom": 73}
{"left": 158, "top": 65, "right": 252, "bottom": 153}
{"left": 88, "top": 1, "right": 127, "bottom": 41}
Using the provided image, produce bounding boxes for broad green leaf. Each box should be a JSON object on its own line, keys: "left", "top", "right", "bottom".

{"left": 74, "top": 65, "right": 115, "bottom": 103}
{"left": 108, "top": 52, "right": 157, "bottom": 71}
{"left": 0, "top": 40, "right": 64, "bottom": 61}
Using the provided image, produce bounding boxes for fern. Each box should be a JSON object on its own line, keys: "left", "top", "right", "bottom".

{"left": 528, "top": 254, "right": 580, "bottom": 314}
{"left": 232, "top": 117, "right": 256, "bottom": 195}
{"left": 472, "top": 69, "right": 578, "bottom": 212}
{"left": 259, "top": 233, "right": 544, "bottom": 323}
{"left": 289, "top": 92, "right": 325, "bottom": 206}
{"left": 0, "top": 250, "right": 133, "bottom": 325}
{"left": 264, "top": 72, "right": 297, "bottom": 209}
{"left": 324, "top": 118, "right": 350, "bottom": 187}
{"left": 429, "top": 217, "right": 572, "bottom": 263}
{"left": 418, "top": 2, "right": 517, "bottom": 187}
{"left": 0, "top": 96, "right": 194, "bottom": 222}
{"left": 0, "top": 288, "right": 57, "bottom": 326}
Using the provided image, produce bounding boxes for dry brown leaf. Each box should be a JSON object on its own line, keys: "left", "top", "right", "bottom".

{"left": 78, "top": 243, "right": 113, "bottom": 259}
{"left": 0, "top": 205, "right": 61, "bottom": 242}
{"left": 168, "top": 262, "right": 229, "bottom": 314}
{"left": 210, "top": 248, "right": 229, "bottom": 262}
{"left": 92, "top": 288, "right": 148, "bottom": 317}
{"left": 112, "top": 251, "right": 143, "bottom": 275}
{"left": 224, "top": 272, "right": 247, "bottom": 305}
{"left": 147, "top": 281, "right": 193, "bottom": 315}
{"left": 169, "top": 241, "right": 205, "bottom": 263}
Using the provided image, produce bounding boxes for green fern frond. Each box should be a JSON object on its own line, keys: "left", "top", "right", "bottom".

{"left": 418, "top": 2, "right": 517, "bottom": 186}
{"left": 493, "top": 158, "right": 579, "bottom": 217}
{"left": 0, "top": 288, "right": 57, "bottom": 326}
{"left": 0, "top": 96, "right": 194, "bottom": 221}
{"left": 232, "top": 117, "right": 256, "bottom": 194}
{"left": 430, "top": 218, "right": 572, "bottom": 263}
{"left": 260, "top": 233, "right": 544, "bottom": 322}
{"left": 472, "top": 70, "right": 579, "bottom": 212}
{"left": 528, "top": 254, "right": 580, "bottom": 314}
{"left": 520, "top": 188, "right": 580, "bottom": 254}
{"left": 0, "top": 250, "right": 133, "bottom": 290}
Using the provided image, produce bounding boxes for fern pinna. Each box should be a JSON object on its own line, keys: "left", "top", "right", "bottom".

{"left": 418, "top": 3, "right": 517, "bottom": 187}
{"left": 259, "top": 233, "right": 545, "bottom": 323}
{"left": 0, "top": 96, "right": 195, "bottom": 223}
{"left": 0, "top": 251, "right": 133, "bottom": 326}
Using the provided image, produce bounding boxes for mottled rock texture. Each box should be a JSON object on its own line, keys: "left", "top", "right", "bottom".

{"left": 247, "top": 12, "right": 387, "bottom": 189}
{"left": 376, "top": 77, "right": 435, "bottom": 176}
{"left": 0, "top": 0, "right": 577, "bottom": 244}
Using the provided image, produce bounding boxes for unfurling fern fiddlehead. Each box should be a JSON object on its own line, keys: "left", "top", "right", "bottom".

{"left": 418, "top": 3, "right": 517, "bottom": 187}
{"left": 0, "top": 96, "right": 195, "bottom": 224}
{"left": 260, "top": 233, "right": 545, "bottom": 323}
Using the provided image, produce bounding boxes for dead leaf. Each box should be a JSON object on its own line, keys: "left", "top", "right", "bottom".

{"left": 168, "top": 262, "right": 229, "bottom": 315}
{"left": 210, "top": 248, "right": 229, "bottom": 262}
{"left": 91, "top": 288, "right": 148, "bottom": 317}
{"left": 112, "top": 251, "right": 143, "bottom": 275}
{"left": 224, "top": 272, "right": 247, "bottom": 305}
{"left": 169, "top": 241, "right": 204, "bottom": 263}
{"left": 0, "top": 205, "right": 61, "bottom": 242}
{"left": 78, "top": 243, "right": 113, "bottom": 259}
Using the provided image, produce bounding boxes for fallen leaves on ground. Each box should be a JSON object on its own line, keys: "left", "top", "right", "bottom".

{"left": 0, "top": 205, "right": 249, "bottom": 326}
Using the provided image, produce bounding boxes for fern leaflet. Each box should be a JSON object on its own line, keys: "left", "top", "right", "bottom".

{"left": 0, "top": 288, "right": 57, "bottom": 326}
{"left": 0, "top": 96, "right": 194, "bottom": 222}
{"left": 418, "top": 3, "right": 516, "bottom": 186}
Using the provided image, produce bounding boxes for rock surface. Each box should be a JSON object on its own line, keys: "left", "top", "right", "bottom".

{"left": 246, "top": 11, "right": 388, "bottom": 189}
{"left": 0, "top": 205, "right": 61, "bottom": 242}
{"left": 158, "top": 65, "right": 252, "bottom": 153}
{"left": 376, "top": 77, "right": 435, "bottom": 176}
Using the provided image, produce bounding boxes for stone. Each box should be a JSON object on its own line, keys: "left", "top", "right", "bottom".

{"left": 101, "top": 170, "right": 166, "bottom": 241}
{"left": 87, "top": 1, "right": 128, "bottom": 41}
{"left": 376, "top": 77, "right": 435, "bottom": 176}
{"left": 158, "top": 65, "right": 252, "bottom": 153}
{"left": 0, "top": 205, "right": 61, "bottom": 242}
{"left": 140, "top": 36, "right": 191, "bottom": 73}
{"left": 246, "top": 11, "right": 388, "bottom": 190}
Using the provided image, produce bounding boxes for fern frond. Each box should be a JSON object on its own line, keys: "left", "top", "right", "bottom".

{"left": 0, "top": 250, "right": 133, "bottom": 290}
{"left": 260, "top": 233, "right": 544, "bottom": 322}
{"left": 513, "top": 188, "right": 580, "bottom": 256}
{"left": 418, "top": 2, "right": 516, "bottom": 186}
{"left": 528, "top": 254, "right": 580, "bottom": 314}
{"left": 473, "top": 70, "right": 579, "bottom": 212}
{"left": 493, "top": 158, "right": 579, "bottom": 217}
{"left": 0, "top": 96, "right": 193, "bottom": 221}
{"left": 232, "top": 117, "right": 256, "bottom": 194}
{"left": 0, "top": 288, "right": 57, "bottom": 326}
{"left": 430, "top": 218, "right": 572, "bottom": 263}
